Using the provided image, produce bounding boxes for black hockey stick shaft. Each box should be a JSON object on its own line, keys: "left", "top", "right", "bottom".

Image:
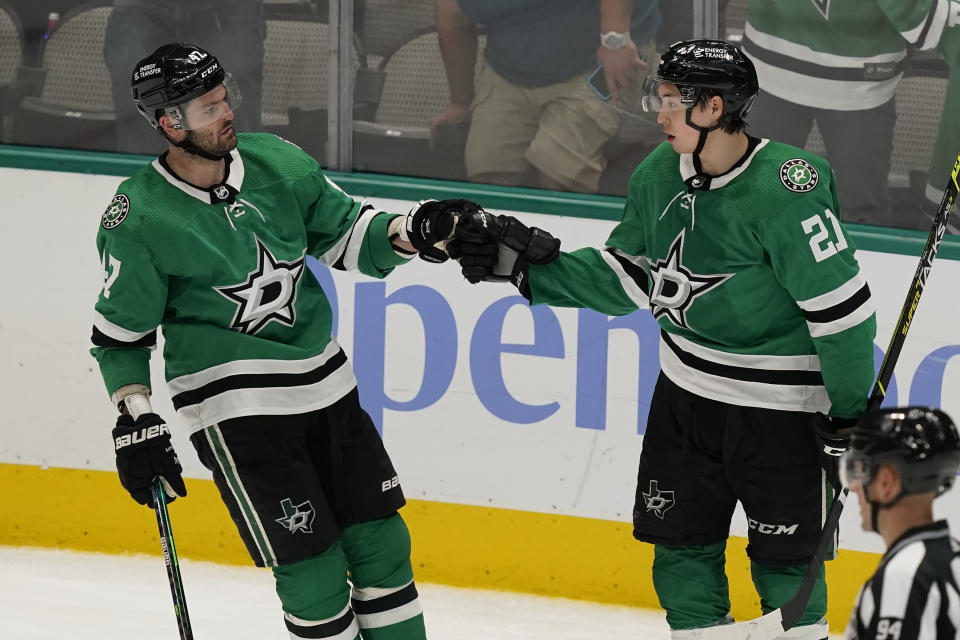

{"left": 152, "top": 478, "right": 194, "bottom": 640}
{"left": 777, "top": 151, "right": 960, "bottom": 632}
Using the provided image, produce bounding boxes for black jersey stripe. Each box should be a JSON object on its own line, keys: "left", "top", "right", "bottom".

{"left": 744, "top": 35, "right": 906, "bottom": 82}
{"left": 284, "top": 609, "right": 355, "bottom": 639}
{"left": 607, "top": 249, "right": 650, "bottom": 296}
{"left": 855, "top": 523, "right": 960, "bottom": 640}
{"left": 803, "top": 283, "right": 872, "bottom": 324}
{"left": 91, "top": 326, "right": 157, "bottom": 349}
{"left": 351, "top": 583, "right": 419, "bottom": 615}
{"left": 662, "top": 331, "right": 824, "bottom": 386}
{"left": 913, "top": 0, "right": 940, "bottom": 49}
{"left": 332, "top": 204, "right": 376, "bottom": 271}
{"left": 171, "top": 348, "right": 348, "bottom": 410}
{"left": 899, "top": 561, "right": 935, "bottom": 640}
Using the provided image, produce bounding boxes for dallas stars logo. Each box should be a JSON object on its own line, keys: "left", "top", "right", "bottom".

{"left": 810, "top": 0, "right": 830, "bottom": 19}
{"left": 215, "top": 236, "right": 305, "bottom": 335}
{"left": 102, "top": 194, "right": 130, "bottom": 229}
{"left": 641, "top": 480, "right": 675, "bottom": 519}
{"left": 779, "top": 158, "right": 819, "bottom": 193}
{"left": 275, "top": 498, "right": 315, "bottom": 534}
{"left": 648, "top": 229, "right": 732, "bottom": 329}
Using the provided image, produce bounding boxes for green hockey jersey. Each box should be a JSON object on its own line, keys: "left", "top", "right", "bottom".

{"left": 528, "top": 140, "right": 877, "bottom": 419}
{"left": 925, "top": 2, "right": 960, "bottom": 205}
{"left": 743, "top": 0, "right": 948, "bottom": 110}
{"left": 91, "top": 133, "right": 411, "bottom": 433}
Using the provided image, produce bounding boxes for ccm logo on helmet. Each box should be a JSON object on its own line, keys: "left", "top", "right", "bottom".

{"left": 200, "top": 62, "right": 220, "bottom": 79}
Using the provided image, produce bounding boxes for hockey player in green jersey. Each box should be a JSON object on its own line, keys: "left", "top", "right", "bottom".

{"left": 921, "top": 2, "right": 960, "bottom": 220}
{"left": 742, "top": 0, "right": 948, "bottom": 229}
{"left": 448, "top": 40, "right": 878, "bottom": 639}
{"left": 91, "top": 43, "right": 468, "bottom": 640}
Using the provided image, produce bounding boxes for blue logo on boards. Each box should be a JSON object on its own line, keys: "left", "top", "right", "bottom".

{"left": 306, "top": 258, "right": 952, "bottom": 435}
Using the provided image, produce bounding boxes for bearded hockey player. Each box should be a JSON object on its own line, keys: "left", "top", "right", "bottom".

{"left": 448, "top": 39, "right": 877, "bottom": 639}
{"left": 91, "top": 42, "right": 469, "bottom": 640}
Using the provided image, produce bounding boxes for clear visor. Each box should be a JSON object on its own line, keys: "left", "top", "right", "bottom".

{"left": 639, "top": 76, "right": 692, "bottom": 113}
{"left": 163, "top": 74, "right": 242, "bottom": 131}
{"left": 839, "top": 448, "right": 873, "bottom": 490}
{"left": 592, "top": 75, "right": 690, "bottom": 126}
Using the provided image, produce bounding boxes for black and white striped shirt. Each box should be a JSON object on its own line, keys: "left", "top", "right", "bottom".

{"left": 847, "top": 521, "right": 960, "bottom": 640}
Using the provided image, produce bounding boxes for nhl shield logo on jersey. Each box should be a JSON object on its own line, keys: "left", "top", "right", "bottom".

{"left": 102, "top": 194, "right": 130, "bottom": 229}
{"left": 779, "top": 159, "right": 819, "bottom": 193}
{"left": 275, "top": 498, "right": 315, "bottom": 534}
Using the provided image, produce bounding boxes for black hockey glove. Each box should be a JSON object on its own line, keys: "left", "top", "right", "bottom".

{"left": 446, "top": 210, "right": 560, "bottom": 300}
{"left": 813, "top": 412, "right": 857, "bottom": 492}
{"left": 403, "top": 199, "right": 481, "bottom": 263}
{"left": 112, "top": 413, "right": 186, "bottom": 506}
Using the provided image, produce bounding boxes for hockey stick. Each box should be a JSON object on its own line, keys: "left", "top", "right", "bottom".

{"left": 700, "top": 151, "right": 960, "bottom": 640}
{"left": 152, "top": 478, "right": 194, "bottom": 640}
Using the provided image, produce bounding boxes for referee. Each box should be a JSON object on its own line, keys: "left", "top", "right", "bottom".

{"left": 842, "top": 407, "right": 960, "bottom": 640}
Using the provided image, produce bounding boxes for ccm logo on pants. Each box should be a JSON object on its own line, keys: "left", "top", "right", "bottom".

{"left": 748, "top": 518, "right": 799, "bottom": 535}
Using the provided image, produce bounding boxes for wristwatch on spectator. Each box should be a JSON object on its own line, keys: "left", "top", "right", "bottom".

{"left": 601, "top": 31, "right": 631, "bottom": 50}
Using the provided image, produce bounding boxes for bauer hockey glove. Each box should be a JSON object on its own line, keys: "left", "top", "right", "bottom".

{"left": 446, "top": 210, "right": 560, "bottom": 300}
{"left": 391, "top": 199, "right": 481, "bottom": 263}
{"left": 813, "top": 412, "right": 857, "bottom": 492}
{"left": 112, "top": 413, "right": 187, "bottom": 506}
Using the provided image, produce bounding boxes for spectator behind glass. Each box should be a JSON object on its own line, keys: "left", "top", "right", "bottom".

{"left": 431, "top": 0, "right": 661, "bottom": 194}
{"left": 921, "top": 14, "right": 960, "bottom": 225}
{"left": 742, "top": 1, "right": 944, "bottom": 229}
{"left": 104, "top": 0, "right": 265, "bottom": 155}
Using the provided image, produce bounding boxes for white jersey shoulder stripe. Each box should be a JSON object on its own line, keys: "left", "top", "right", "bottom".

{"left": 744, "top": 22, "right": 907, "bottom": 68}
{"left": 601, "top": 249, "right": 650, "bottom": 309}
{"left": 92, "top": 310, "right": 157, "bottom": 345}
{"left": 878, "top": 542, "right": 927, "bottom": 620}
{"left": 168, "top": 336, "right": 343, "bottom": 394}
{"left": 918, "top": 580, "right": 942, "bottom": 639}
{"left": 806, "top": 298, "right": 875, "bottom": 338}
{"left": 747, "top": 55, "right": 901, "bottom": 111}
{"left": 667, "top": 332, "right": 823, "bottom": 372}
{"left": 341, "top": 205, "right": 381, "bottom": 272}
{"left": 659, "top": 341, "right": 831, "bottom": 413}
{"left": 317, "top": 202, "right": 372, "bottom": 267}
{"left": 796, "top": 275, "right": 868, "bottom": 311}
{"left": 901, "top": 0, "right": 949, "bottom": 50}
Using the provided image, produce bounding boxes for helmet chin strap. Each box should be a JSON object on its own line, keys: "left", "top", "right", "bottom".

{"left": 684, "top": 108, "right": 723, "bottom": 191}
{"left": 863, "top": 482, "right": 908, "bottom": 533}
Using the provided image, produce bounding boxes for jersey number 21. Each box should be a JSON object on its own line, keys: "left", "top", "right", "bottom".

{"left": 801, "top": 208, "right": 847, "bottom": 262}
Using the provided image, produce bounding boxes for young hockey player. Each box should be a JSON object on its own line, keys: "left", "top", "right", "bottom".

{"left": 447, "top": 39, "right": 877, "bottom": 638}
{"left": 92, "top": 42, "right": 466, "bottom": 640}
{"left": 842, "top": 407, "right": 960, "bottom": 639}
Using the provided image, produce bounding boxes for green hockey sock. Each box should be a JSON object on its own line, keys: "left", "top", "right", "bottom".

{"left": 750, "top": 561, "right": 827, "bottom": 628}
{"left": 272, "top": 541, "right": 359, "bottom": 639}
{"left": 340, "top": 514, "right": 426, "bottom": 640}
{"left": 652, "top": 543, "right": 733, "bottom": 630}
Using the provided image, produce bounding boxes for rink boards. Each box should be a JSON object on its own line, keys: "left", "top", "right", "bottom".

{"left": 3, "top": 156, "right": 960, "bottom": 631}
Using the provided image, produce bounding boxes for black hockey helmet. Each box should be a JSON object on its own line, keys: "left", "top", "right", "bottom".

{"left": 131, "top": 42, "right": 241, "bottom": 131}
{"left": 643, "top": 39, "right": 759, "bottom": 121}
{"left": 842, "top": 407, "right": 960, "bottom": 497}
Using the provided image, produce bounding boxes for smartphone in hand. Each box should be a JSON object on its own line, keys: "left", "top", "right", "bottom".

{"left": 586, "top": 65, "right": 611, "bottom": 101}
